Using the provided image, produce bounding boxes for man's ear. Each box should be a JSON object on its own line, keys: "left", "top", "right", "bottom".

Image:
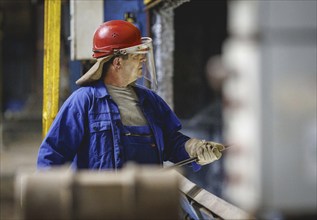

{"left": 113, "top": 57, "right": 121, "bottom": 70}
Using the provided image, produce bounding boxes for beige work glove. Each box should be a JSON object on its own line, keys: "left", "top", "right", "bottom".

{"left": 185, "top": 138, "right": 225, "bottom": 165}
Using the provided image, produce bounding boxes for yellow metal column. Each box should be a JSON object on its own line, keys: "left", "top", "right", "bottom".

{"left": 42, "top": 0, "right": 61, "bottom": 138}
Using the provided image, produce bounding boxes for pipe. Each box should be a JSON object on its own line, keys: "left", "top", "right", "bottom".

{"left": 42, "top": 0, "right": 61, "bottom": 138}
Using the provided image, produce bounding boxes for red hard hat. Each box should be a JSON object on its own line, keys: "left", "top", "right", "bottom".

{"left": 92, "top": 20, "right": 142, "bottom": 58}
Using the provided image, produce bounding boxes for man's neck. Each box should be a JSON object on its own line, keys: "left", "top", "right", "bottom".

{"left": 103, "top": 70, "right": 129, "bottom": 88}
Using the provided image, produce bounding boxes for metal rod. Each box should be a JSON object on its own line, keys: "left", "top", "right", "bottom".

{"left": 170, "top": 157, "right": 198, "bottom": 168}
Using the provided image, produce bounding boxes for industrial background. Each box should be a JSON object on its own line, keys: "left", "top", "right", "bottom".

{"left": 0, "top": 0, "right": 316, "bottom": 219}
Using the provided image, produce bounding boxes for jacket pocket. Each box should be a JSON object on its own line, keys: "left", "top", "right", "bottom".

{"left": 89, "top": 121, "right": 111, "bottom": 133}
{"left": 88, "top": 120, "right": 113, "bottom": 159}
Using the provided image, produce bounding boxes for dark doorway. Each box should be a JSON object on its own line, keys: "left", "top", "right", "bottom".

{"left": 174, "top": 0, "right": 227, "bottom": 119}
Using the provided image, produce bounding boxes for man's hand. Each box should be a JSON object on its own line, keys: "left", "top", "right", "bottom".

{"left": 185, "top": 138, "right": 225, "bottom": 165}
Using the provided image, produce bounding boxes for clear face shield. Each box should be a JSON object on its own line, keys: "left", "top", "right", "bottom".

{"left": 114, "top": 37, "right": 157, "bottom": 91}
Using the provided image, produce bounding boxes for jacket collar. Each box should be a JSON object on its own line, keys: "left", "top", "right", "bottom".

{"left": 93, "top": 80, "right": 148, "bottom": 104}
{"left": 132, "top": 85, "right": 148, "bottom": 105}
{"left": 93, "top": 80, "right": 110, "bottom": 99}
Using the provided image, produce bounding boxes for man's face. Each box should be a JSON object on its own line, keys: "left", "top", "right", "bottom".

{"left": 121, "top": 54, "right": 146, "bottom": 84}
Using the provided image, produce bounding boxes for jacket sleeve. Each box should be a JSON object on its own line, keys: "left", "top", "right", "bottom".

{"left": 153, "top": 94, "right": 201, "bottom": 171}
{"left": 37, "top": 90, "right": 89, "bottom": 168}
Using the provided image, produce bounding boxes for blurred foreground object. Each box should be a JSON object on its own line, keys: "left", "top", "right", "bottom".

{"left": 15, "top": 165, "right": 179, "bottom": 220}
{"left": 223, "top": 0, "right": 316, "bottom": 218}
{"left": 15, "top": 164, "right": 253, "bottom": 220}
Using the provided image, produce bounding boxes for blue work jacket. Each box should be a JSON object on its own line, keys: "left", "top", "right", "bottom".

{"left": 37, "top": 81, "right": 200, "bottom": 171}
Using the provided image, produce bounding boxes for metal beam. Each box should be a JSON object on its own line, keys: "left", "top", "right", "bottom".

{"left": 176, "top": 172, "right": 254, "bottom": 219}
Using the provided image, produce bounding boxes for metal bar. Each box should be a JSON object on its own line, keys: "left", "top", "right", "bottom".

{"left": 176, "top": 172, "right": 254, "bottom": 219}
{"left": 42, "top": 0, "right": 61, "bottom": 138}
{"left": 169, "top": 157, "right": 198, "bottom": 169}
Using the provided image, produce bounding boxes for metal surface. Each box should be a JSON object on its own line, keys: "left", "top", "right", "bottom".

{"left": 42, "top": 0, "right": 61, "bottom": 137}
{"left": 176, "top": 172, "right": 254, "bottom": 219}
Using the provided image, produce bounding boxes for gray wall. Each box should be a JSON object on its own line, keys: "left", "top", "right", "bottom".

{"left": 260, "top": 0, "right": 316, "bottom": 213}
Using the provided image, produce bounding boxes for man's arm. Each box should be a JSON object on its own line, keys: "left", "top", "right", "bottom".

{"left": 37, "top": 91, "right": 88, "bottom": 168}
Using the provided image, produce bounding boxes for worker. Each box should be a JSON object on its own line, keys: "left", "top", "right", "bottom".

{"left": 37, "top": 20, "right": 224, "bottom": 170}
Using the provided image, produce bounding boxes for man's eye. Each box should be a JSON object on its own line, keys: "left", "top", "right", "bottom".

{"left": 130, "top": 54, "right": 139, "bottom": 59}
